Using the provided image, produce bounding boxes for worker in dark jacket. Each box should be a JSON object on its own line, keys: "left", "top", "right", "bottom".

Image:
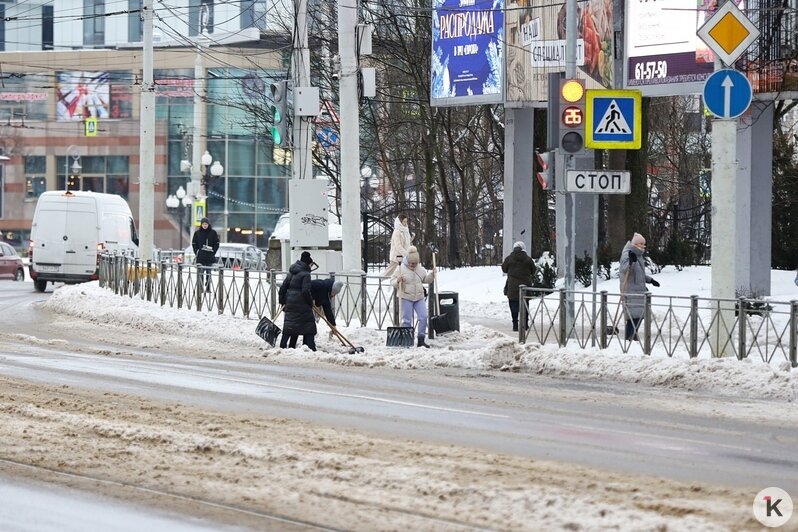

{"left": 191, "top": 217, "right": 219, "bottom": 292}
{"left": 501, "top": 241, "right": 536, "bottom": 331}
{"left": 310, "top": 278, "right": 344, "bottom": 327}
{"left": 278, "top": 251, "right": 317, "bottom": 351}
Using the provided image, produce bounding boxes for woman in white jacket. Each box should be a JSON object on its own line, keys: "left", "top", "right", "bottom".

{"left": 391, "top": 246, "right": 435, "bottom": 348}
{"left": 382, "top": 214, "right": 412, "bottom": 277}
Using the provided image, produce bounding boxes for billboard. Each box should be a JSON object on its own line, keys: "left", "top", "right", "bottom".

{"left": 624, "top": 0, "right": 715, "bottom": 96}
{"left": 431, "top": 0, "right": 504, "bottom": 106}
{"left": 56, "top": 72, "right": 110, "bottom": 121}
{"left": 506, "top": 0, "right": 614, "bottom": 102}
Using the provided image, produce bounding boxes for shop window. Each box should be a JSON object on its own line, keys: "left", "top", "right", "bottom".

{"left": 25, "top": 177, "right": 46, "bottom": 199}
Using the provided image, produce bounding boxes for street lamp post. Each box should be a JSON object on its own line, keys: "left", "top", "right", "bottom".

{"left": 165, "top": 185, "right": 192, "bottom": 250}
{"left": 200, "top": 149, "right": 224, "bottom": 239}
{"left": 65, "top": 145, "right": 81, "bottom": 191}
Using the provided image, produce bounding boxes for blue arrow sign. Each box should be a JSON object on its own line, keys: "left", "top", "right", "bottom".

{"left": 703, "top": 69, "right": 752, "bottom": 119}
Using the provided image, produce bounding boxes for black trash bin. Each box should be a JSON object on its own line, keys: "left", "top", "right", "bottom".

{"left": 437, "top": 291, "right": 460, "bottom": 332}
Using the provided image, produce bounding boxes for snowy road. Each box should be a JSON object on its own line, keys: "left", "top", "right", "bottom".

{"left": 0, "top": 281, "right": 795, "bottom": 529}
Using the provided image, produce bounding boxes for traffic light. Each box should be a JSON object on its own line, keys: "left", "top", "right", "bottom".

{"left": 559, "top": 78, "right": 585, "bottom": 154}
{"left": 270, "top": 80, "right": 289, "bottom": 147}
{"left": 535, "top": 150, "right": 552, "bottom": 190}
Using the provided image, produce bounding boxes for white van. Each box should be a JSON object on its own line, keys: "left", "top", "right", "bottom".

{"left": 29, "top": 191, "right": 138, "bottom": 292}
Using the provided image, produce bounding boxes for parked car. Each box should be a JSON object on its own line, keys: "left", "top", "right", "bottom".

{"left": 183, "top": 243, "right": 266, "bottom": 270}
{"left": 0, "top": 242, "right": 24, "bottom": 281}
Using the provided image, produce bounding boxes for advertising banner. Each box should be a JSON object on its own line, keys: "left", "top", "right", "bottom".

{"left": 431, "top": 0, "right": 504, "bottom": 106}
{"left": 624, "top": 0, "right": 715, "bottom": 96}
{"left": 506, "top": 0, "right": 614, "bottom": 102}
{"left": 56, "top": 71, "right": 110, "bottom": 121}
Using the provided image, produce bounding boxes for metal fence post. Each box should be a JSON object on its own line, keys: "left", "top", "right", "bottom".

{"left": 644, "top": 292, "right": 652, "bottom": 355}
{"left": 146, "top": 260, "right": 153, "bottom": 302}
{"left": 738, "top": 297, "right": 747, "bottom": 360}
{"left": 519, "top": 286, "right": 527, "bottom": 344}
{"left": 243, "top": 269, "right": 250, "bottom": 318}
{"left": 558, "top": 289, "right": 567, "bottom": 347}
{"left": 195, "top": 267, "right": 202, "bottom": 311}
{"left": 600, "top": 291, "right": 608, "bottom": 349}
{"left": 689, "top": 295, "right": 698, "bottom": 358}
{"left": 177, "top": 263, "right": 183, "bottom": 309}
{"left": 159, "top": 260, "right": 166, "bottom": 306}
{"left": 113, "top": 255, "right": 120, "bottom": 295}
{"left": 217, "top": 268, "right": 225, "bottom": 314}
{"left": 790, "top": 300, "right": 797, "bottom": 368}
{"left": 361, "top": 273, "right": 368, "bottom": 327}
{"left": 268, "top": 270, "right": 277, "bottom": 318}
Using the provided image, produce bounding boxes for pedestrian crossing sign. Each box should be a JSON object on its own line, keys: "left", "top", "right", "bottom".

{"left": 585, "top": 90, "right": 642, "bottom": 149}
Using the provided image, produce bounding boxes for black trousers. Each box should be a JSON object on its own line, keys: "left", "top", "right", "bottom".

{"left": 508, "top": 299, "right": 529, "bottom": 329}
{"left": 280, "top": 333, "right": 316, "bottom": 351}
{"left": 625, "top": 318, "right": 642, "bottom": 340}
{"left": 198, "top": 263, "right": 213, "bottom": 291}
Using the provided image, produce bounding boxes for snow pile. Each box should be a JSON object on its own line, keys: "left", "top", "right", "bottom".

{"left": 41, "top": 277, "right": 798, "bottom": 401}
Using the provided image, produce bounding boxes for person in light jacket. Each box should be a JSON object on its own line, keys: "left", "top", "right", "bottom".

{"left": 619, "top": 232, "right": 660, "bottom": 340}
{"left": 382, "top": 214, "right": 412, "bottom": 277}
{"left": 391, "top": 246, "right": 435, "bottom": 348}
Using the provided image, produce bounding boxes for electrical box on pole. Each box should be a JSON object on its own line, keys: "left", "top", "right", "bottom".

{"left": 559, "top": 79, "right": 586, "bottom": 154}
{"left": 270, "top": 80, "right": 289, "bottom": 147}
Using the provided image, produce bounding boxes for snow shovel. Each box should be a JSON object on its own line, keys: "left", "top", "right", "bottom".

{"left": 255, "top": 306, "right": 283, "bottom": 347}
{"left": 312, "top": 306, "right": 364, "bottom": 354}
{"left": 429, "top": 253, "right": 452, "bottom": 334}
{"left": 386, "top": 281, "right": 415, "bottom": 348}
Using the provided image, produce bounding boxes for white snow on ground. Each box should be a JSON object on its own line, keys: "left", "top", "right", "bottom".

{"left": 40, "top": 265, "right": 798, "bottom": 401}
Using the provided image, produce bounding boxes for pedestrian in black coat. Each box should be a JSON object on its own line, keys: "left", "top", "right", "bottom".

{"left": 310, "top": 278, "right": 344, "bottom": 327}
{"left": 278, "top": 251, "right": 317, "bottom": 351}
{"left": 501, "top": 241, "right": 536, "bottom": 331}
{"left": 191, "top": 217, "right": 219, "bottom": 291}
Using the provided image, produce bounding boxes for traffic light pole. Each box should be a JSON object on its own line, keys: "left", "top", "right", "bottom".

{"left": 563, "top": 0, "right": 578, "bottom": 332}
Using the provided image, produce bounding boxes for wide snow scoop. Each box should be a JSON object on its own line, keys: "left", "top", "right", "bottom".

{"left": 429, "top": 253, "right": 452, "bottom": 334}
{"left": 386, "top": 283, "right": 415, "bottom": 348}
{"left": 255, "top": 306, "right": 283, "bottom": 347}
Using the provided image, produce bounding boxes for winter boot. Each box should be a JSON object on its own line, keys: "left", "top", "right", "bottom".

{"left": 417, "top": 335, "right": 430, "bottom": 348}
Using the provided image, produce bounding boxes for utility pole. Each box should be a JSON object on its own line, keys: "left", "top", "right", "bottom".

{"left": 293, "top": 0, "right": 312, "bottom": 180}
{"left": 138, "top": 0, "right": 155, "bottom": 260}
{"left": 338, "top": 0, "right": 362, "bottom": 271}
{"left": 191, "top": 45, "right": 205, "bottom": 199}
{"left": 563, "top": 0, "right": 578, "bottom": 330}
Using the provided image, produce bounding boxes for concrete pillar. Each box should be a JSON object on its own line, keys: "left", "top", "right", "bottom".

{"left": 735, "top": 100, "right": 773, "bottom": 296}
{"left": 502, "top": 108, "right": 534, "bottom": 258}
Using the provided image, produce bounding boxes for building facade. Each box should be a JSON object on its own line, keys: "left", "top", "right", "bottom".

{"left": 0, "top": 0, "right": 291, "bottom": 252}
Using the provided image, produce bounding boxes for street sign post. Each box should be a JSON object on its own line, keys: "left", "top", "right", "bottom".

{"left": 703, "top": 68, "right": 752, "bottom": 119}
{"left": 585, "top": 90, "right": 642, "bottom": 149}
{"left": 566, "top": 170, "right": 631, "bottom": 194}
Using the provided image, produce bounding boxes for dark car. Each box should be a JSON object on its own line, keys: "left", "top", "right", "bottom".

{"left": 0, "top": 242, "right": 24, "bottom": 281}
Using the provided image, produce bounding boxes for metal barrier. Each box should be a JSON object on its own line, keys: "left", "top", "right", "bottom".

{"left": 518, "top": 287, "right": 798, "bottom": 366}
{"left": 99, "top": 254, "right": 797, "bottom": 366}
{"left": 98, "top": 254, "right": 400, "bottom": 329}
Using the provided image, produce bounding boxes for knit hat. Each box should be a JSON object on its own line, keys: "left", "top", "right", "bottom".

{"left": 513, "top": 241, "right": 525, "bottom": 251}
{"left": 406, "top": 246, "right": 420, "bottom": 264}
{"left": 300, "top": 251, "right": 313, "bottom": 265}
{"left": 631, "top": 233, "right": 646, "bottom": 246}
{"left": 331, "top": 280, "right": 344, "bottom": 296}
{"left": 200, "top": 217, "right": 210, "bottom": 225}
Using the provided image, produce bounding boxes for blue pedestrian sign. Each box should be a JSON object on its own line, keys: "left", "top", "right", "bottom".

{"left": 703, "top": 69, "right": 752, "bottom": 119}
{"left": 585, "top": 90, "right": 642, "bottom": 149}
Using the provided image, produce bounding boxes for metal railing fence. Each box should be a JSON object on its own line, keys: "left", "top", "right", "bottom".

{"left": 99, "top": 254, "right": 400, "bottom": 329}
{"left": 518, "top": 287, "right": 798, "bottom": 366}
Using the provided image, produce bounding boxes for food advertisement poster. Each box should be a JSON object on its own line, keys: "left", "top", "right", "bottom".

{"left": 506, "top": 0, "right": 613, "bottom": 102}
{"left": 624, "top": 0, "right": 715, "bottom": 95}
{"left": 431, "top": 0, "right": 504, "bottom": 106}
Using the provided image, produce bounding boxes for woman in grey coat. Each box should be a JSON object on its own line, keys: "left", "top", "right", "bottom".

{"left": 619, "top": 233, "right": 659, "bottom": 340}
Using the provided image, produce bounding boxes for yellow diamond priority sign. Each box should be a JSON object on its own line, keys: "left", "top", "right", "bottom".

{"left": 697, "top": 1, "right": 759, "bottom": 66}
